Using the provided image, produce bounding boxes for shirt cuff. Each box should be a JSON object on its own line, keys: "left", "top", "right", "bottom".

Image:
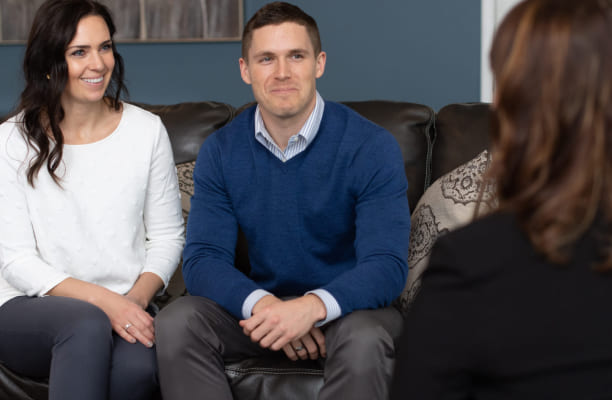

{"left": 306, "top": 289, "right": 341, "bottom": 327}
{"left": 241, "top": 289, "right": 273, "bottom": 320}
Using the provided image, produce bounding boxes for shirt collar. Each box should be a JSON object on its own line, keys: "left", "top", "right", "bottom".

{"left": 254, "top": 91, "right": 325, "bottom": 148}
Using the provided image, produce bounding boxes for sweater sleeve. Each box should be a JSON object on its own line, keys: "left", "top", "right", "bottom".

{"left": 0, "top": 127, "right": 70, "bottom": 297}
{"left": 321, "top": 129, "right": 411, "bottom": 315}
{"left": 142, "top": 119, "right": 185, "bottom": 288}
{"left": 182, "top": 136, "right": 262, "bottom": 319}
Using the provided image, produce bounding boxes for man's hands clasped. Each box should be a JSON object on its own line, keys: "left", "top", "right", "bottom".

{"left": 239, "top": 294, "right": 327, "bottom": 361}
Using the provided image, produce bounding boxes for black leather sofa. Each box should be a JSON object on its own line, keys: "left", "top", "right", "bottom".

{"left": 0, "top": 100, "right": 491, "bottom": 400}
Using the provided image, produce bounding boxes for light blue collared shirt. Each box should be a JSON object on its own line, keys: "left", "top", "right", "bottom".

{"left": 254, "top": 91, "right": 324, "bottom": 162}
{"left": 242, "top": 92, "right": 342, "bottom": 327}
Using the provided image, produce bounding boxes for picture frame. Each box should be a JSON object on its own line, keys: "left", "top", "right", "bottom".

{"left": 0, "top": 0, "right": 243, "bottom": 43}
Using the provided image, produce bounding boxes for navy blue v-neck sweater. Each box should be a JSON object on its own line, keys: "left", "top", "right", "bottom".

{"left": 183, "top": 102, "right": 410, "bottom": 319}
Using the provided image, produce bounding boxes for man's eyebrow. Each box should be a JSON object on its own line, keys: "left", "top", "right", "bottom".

{"left": 252, "top": 51, "right": 275, "bottom": 58}
{"left": 252, "top": 48, "right": 310, "bottom": 58}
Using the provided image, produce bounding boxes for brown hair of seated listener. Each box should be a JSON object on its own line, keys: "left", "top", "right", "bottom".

{"left": 486, "top": 0, "right": 612, "bottom": 267}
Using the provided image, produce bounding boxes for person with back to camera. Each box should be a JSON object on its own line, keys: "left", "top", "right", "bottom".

{"left": 0, "top": 1, "right": 185, "bottom": 399}
{"left": 390, "top": 0, "right": 612, "bottom": 398}
{"left": 155, "top": 2, "right": 411, "bottom": 399}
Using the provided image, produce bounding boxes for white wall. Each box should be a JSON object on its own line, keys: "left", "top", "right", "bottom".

{"left": 480, "top": 0, "right": 522, "bottom": 102}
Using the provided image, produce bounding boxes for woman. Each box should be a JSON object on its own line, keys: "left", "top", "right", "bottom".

{"left": 391, "top": 0, "right": 612, "bottom": 398}
{"left": 0, "top": 1, "right": 184, "bottom": 399}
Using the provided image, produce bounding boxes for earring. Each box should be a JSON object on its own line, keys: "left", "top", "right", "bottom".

{"left": 46, "top": 74, "right": 50, "bottom": 80}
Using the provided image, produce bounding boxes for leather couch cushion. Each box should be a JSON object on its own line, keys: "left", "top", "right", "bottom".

{"left": 0, "top": 363, "right": 47, "bottom": 400}
{"left": 225, "top": 356, "right": 323, "bottom": 400}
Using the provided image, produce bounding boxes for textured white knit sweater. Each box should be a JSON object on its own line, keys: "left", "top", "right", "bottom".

{"left": 0, "top": 103, "right": 185, "bottom": 308}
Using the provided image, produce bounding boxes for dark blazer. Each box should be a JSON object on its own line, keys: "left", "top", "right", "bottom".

{"left": 391, "top": 212, "right": 612, "bottom": 400}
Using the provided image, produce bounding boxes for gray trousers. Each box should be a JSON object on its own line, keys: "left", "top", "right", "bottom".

{"left": 156, "top": 296, "right": 403, "bottom": 400}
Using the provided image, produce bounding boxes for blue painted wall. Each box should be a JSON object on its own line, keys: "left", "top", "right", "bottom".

{"left": 0, "top": 0, "right": 480, "bottom": 116}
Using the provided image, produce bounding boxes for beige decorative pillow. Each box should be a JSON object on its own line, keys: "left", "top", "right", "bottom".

{"left": 396, "top": 150, "right": 496, "bottom": 314}
{"left": 177, "top": 160, "right": 196, "bottom": 221}
{"left": 154, "top": 160, "right": 196, "bottom": 310}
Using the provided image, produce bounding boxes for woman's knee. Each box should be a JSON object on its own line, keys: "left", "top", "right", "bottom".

{"left": 56, "top": 300, "right": 112, "bottom": 345}
{"left": 110, "top": 344, "right": 159, "bottom": 400}
{"left": 114, "top": 348, "right": 158, "bottom": 384}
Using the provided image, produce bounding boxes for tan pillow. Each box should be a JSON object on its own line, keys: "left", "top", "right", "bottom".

{"left": 177, "top": 160, "right": 196, "bottom": 220}
{"left": 396, "top": 150, "right": 495, "bottom": 314}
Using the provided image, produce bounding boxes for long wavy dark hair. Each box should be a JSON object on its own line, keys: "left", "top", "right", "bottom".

{"left": 17, "top": 0, "right": 127, "bottom": 186}
{"left": 486, "top": 0, "right": 612, "bottom": 267}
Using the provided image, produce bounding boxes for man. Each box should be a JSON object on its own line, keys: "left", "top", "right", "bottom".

{"left": 156, "top": 2, "right": 410, "bottom": 399}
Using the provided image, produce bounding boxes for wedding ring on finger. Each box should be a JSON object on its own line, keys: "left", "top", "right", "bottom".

{"left": 124, "top": 323, "right": 133, "bottom": 331}
{"left": 293, "top": 345, "right": 304, "bottom": 352}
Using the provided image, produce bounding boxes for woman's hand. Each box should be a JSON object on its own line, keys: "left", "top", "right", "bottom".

{"left": 98, "top": 291, "right": 155, "bottom": 347}
{"left": 46, "top": 273, "right": 164, "bottom": 347}
{"left": 102, "top": 272, "right": 165, "bottom": 346}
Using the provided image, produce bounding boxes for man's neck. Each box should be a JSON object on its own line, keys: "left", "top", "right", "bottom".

{"left": 259, "top": 101, "right": 316, "bottom": 151}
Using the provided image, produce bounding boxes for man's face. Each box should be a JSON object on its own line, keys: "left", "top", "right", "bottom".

{"left": 239, "top": 22, "right": 326, "bottom": 126}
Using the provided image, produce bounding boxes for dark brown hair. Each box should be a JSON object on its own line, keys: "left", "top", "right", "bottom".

{"left": 487, "top": 0, "right": 612, "bottom": 266}
{"left": 17, "top": 0, "right": 127, "bottom": 186}
{"left": 241, "top": 1, "right": 321, "bottom": 60}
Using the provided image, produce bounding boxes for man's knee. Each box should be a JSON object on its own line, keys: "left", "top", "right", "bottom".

{"left": 336, "top": 317, "right": 393, "bottom": 353}
{"left": 156, "top": 296, "right": 197, "bottom": 332}
{"left": 326, "top": 309, "right": 400, "bottom": 373}
{"left": 155, "top": 296, "right": 224, "bottom": 359}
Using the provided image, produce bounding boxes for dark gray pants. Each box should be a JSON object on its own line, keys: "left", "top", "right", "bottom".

{"left": 0, "top": 296, "right": 160, "bottom": 400}
{"left": 156, "top": 296, "right": 403, "bottom": 400}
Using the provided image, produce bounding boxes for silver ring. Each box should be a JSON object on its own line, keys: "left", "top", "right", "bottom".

{"left": 124, "top": 323, "right": 132, "bottom": 331}
{"left": 293, "top": 346, "right": 304, "bottom": 352}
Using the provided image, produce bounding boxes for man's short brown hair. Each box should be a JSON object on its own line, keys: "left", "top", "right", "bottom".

{"left": 241, "top": 2, "right": 322, "bottom": 60}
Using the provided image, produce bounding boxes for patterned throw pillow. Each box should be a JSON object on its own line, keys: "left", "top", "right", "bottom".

{"left": 154, "top": 160, "right": 196, "bottom": 309}
{"left": 396, "top": 150, "right": 496, "bottom": 315}
{"left": 177, "top": 161, "right": 196, "bottom": 221}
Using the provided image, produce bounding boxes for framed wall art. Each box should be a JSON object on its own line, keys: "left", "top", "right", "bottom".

{"left": 0, "top": 0, "right": 243, "bottom": 43}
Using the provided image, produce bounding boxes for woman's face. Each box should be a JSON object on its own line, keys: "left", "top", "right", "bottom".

{"left": 61, "top": 15, "right": 115, "bottom": 109}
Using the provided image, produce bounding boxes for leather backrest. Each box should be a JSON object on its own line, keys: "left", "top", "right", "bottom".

{"left": 342, "top": 101, "right": 434, "bottom": 211}
{"left": 135, "top": 101, "right": 236, "bottom": 164}
{"left": 431, "top": 102, "right": 492, "bottom": 182}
